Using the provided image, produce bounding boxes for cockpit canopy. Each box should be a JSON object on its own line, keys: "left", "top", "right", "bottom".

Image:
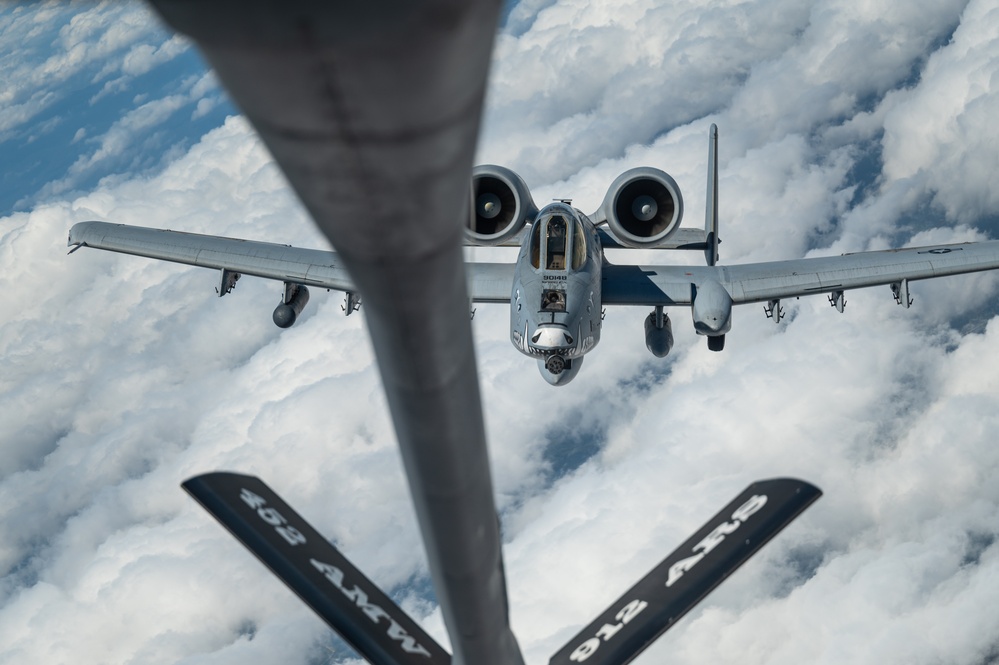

{"left": 529, "top": 204, "right": 586, "bottom": 271}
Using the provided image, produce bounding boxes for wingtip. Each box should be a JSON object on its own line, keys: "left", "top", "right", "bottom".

{"left": 67, "top": 221, "right": 92, "bottom": 248}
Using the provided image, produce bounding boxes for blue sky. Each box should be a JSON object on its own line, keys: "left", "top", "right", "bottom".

{"left": 0, "top": 45, "right": 235, "bottom": 214}
{"left": 2, "top": 2, "right": 999, "bottom": 664}
{"left": 0, "top": 2, "right": 235, "bottom": 215}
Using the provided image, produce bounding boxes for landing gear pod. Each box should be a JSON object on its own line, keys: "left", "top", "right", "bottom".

{"left": 691, "top": 279, "right": 732, "bottom": 338}
{"left": 273, "top": 283, "right": 310, "bottom": 328}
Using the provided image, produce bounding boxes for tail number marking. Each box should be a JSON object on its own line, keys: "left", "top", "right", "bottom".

{"left": 239, "top": 488, "right": 307, "bottom": 546}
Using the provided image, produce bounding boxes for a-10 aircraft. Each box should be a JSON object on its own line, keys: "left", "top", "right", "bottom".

{"left": 69, "top": 124, "right": 999, "bottom": 385}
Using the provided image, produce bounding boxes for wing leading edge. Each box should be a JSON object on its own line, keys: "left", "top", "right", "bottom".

{"left": 69, "top": 221, "right": 355, "bottom": 291}
{"left": 602, "top": 241, "right": 999, "bottom": 306}
{"left": 68, "top": 221, "right": 515, "bottom": 303}
{"left": 70, "top": 221, "right": 999, "bottom": 330}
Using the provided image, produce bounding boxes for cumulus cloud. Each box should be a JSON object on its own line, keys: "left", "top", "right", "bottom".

{"left": 879, "top": 0, "right": 999, "bottom": 225}
{"left": 2, "top": 1, "right": 999, "bottom": 664}
{"left": 0, "top": 2, "right": 177, "bottom": 136}
{"left": 41, "top": 70, "right": 222, "bottom": 198}
{"left": 0, "top": 3, "right": 231, "bottom": 216}
{"left": 120, "top": 33, "right": 188, "bottom": 77}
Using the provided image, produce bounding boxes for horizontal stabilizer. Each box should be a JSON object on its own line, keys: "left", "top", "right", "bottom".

{"left": 182, "top": 472, "right": 451, "bottom": 665}
{"left": 549, "top": 477, "right": 821, "bottom": 665}
{"left": 597, "top": 227, "right": 709, "bottom": 251}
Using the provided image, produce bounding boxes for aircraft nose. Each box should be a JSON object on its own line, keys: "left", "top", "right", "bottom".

{"left": 529, "top": 325, "right": 574, "bottom": 351}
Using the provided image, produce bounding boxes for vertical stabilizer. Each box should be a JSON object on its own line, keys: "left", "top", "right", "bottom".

{"left": 704, "top": 124, "right": 719, "bottom": 266}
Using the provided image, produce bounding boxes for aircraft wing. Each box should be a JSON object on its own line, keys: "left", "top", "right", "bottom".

{"left": 466, "top": 263, "right": 516, "bottom": 302}
{"left": 68, "top": 221, "right": 356, "bottom": 291}
{"left": 68, "top": 221, "right": 515, "bottom": 302}
{"left": 602, "top": 240, "right": 999, "bottom": 306}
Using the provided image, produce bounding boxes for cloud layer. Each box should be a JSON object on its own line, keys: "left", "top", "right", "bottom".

{"left": 0, "top": 1, "right": 234, "bottom": 215}
{"left": 2, "top": 1, "right": 999, "bottom": 664}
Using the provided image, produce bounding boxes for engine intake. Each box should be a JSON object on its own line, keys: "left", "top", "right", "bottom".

{"left": 466, "top": 165, "right": 537, "bottom": 246}
{"left": 596, "top": 167, "right": 683, "bottom": 248}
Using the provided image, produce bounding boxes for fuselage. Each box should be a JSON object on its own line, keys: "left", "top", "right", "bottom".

{"left": 510, "top": 202, "right": 603, "bottom": 385}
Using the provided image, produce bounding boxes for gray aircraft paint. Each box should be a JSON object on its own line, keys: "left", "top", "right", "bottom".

{"left": 71, "top": 183, "right": 999, "bottom": 384}
{"left": 509, "top": 202, "right": 603, "bottom": 385}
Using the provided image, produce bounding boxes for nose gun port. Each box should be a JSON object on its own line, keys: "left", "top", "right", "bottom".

{"left": 545, "top": 353, "right": 566, "bottom": 374}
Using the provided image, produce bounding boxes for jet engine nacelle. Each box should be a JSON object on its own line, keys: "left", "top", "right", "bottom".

{"left": 466, "top": 165, "right": 538, "bottom": 246}
{"left": 273, "top": 283, "right": 310, "bottom": 328}
{"left": 645, "top": 311, "right": 674, "bottom": 358}
{"left": 596, "top": 167, "right": 684, "bottom": 248}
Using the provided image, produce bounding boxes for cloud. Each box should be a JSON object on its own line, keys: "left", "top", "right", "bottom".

{"left": 120, "top": 33, "right": 188, "bottom": 77}
{"left": 0, "top": 3, "right": 231, "bottom": 216}
{"left": 879, "top": 0, "right": 999, "bottom": 225}
{"left": 2, "top": 1, "right": 999, "bottom": 664}
{"left": 0, "top": 2, "right": 172, "bottom": 136}
{"left": 16, "top": 65, "right": 230, "bottom": 209}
